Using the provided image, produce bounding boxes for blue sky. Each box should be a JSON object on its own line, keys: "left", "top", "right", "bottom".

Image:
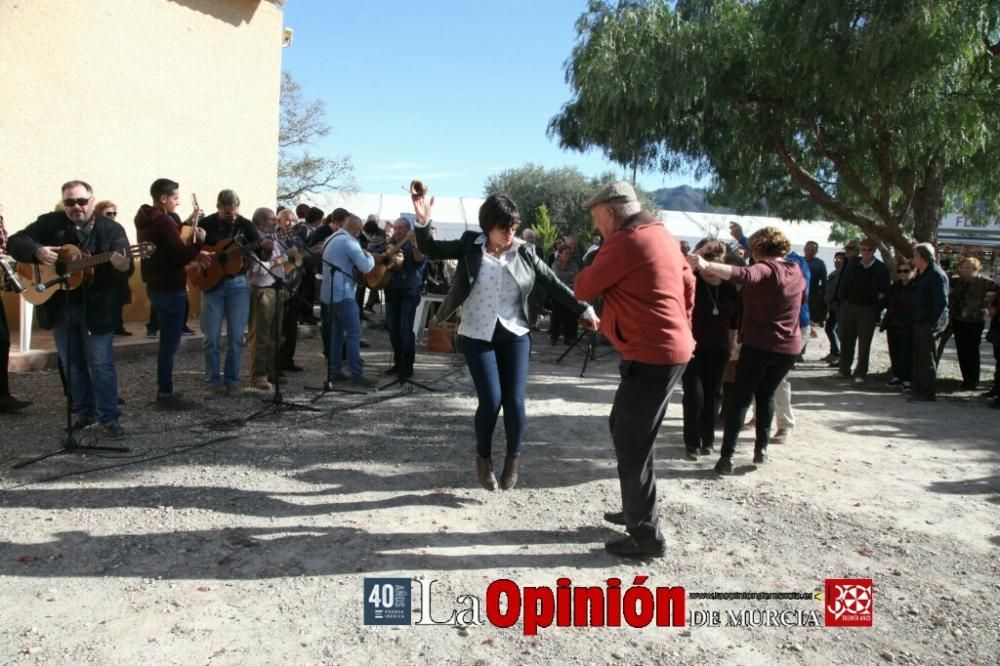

{"left": 280, "top": 1, "right": 701, "bottom": 198}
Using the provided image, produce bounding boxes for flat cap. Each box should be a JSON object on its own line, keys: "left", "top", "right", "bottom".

{"left": 583, "top": 180, "right": 639, "bottom": 210}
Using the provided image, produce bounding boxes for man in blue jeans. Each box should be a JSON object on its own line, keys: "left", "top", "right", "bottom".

{"left": 8, "top": 180, "right": 133, "bottom": 437}
{"left": 320, "top": 214, "right": 378, "bottom": 388}
{"left": 135, "top": 178, "right": 210, "bottom": 409}
{"left": 384, "top": 217, "right": 426, "bottom": 378}
{"left": 198, "top": 190, "right": 260, "bottom": 396}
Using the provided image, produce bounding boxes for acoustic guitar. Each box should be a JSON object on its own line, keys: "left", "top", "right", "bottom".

{"left": 187, "top": 224, "right": 304, "bottom": 292}
{"left": 17, "top": 242, "right": 156, "bottom": 305}
{"left": 365, "top": 240, "right": 406, "bottom": 290}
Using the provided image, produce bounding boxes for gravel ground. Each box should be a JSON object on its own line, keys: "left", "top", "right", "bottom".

{"left": 1, "top": 319, "right": 998, "bottom": 665}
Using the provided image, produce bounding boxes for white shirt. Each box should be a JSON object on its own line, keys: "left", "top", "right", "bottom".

{"left": 247, "top": 234, "right": 287, "bottom": 288}
{"left": 458, "top": 236, "right": 530, "bottom": 342}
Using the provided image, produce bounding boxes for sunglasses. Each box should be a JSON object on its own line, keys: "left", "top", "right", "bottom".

{"left": 104, "top": 211, "right": 118, "bottom": 218}
{"left": 897, "top": 268, "right": 911, "bottom": 274}
{"left": 63, "top": 197, "right": 91, "bottom": 207}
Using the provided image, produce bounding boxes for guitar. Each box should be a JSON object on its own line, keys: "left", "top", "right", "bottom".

{"left": 364, "top": 239, "right": 407, "bottom": 290}
{"left": 187, "top": 224, "right": 305, "bottom": 291}
{"left": 16, "top": 242, "right": 156, "bottom": 305}
{"left": 179, "top": 194, "right": 200, "bottom": 246}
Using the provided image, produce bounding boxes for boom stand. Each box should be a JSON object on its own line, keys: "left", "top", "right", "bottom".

{"left": 15, "top": 277, "right": 129, "bottom": 468}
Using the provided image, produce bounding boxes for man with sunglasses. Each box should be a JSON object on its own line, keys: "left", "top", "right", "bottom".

{"left": 197, "top": 189, "right": 261, "bottom": 396}
{"left": 7, "top": 181, "right": 132, "bottom": 437}
{"left": 835, "top": 238, "right": 890, "bottom": 384}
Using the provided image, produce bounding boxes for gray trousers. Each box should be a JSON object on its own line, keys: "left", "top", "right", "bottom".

{"left": 838, "top": 302, "right": 877, "bottom": 377}
{"left": 609, "top": 360, "right": 686, "bottom": 542}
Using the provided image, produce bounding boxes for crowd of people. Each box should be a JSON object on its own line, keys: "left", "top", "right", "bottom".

{"left": 2, "top": 177, "right": 998, "bottom": 559}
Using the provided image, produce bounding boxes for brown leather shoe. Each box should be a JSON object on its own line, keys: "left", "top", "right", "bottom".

{"left": 476, "top": 456, "right": 498, "bottom": 491}
{"left": 499, "top": 454, "right": 520, "bottom": 490}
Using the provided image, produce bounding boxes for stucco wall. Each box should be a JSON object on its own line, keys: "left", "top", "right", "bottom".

{"left": 0, "top": 0, "right": 285, "bottom": 323}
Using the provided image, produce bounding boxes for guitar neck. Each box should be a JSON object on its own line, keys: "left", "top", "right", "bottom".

{"left": 67, "top": 250, "right": 120, "bottom": 272}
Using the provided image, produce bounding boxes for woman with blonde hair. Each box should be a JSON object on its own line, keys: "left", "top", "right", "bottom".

{"left": 95, "top": 200, "right": 132, "bottom": 336}
{"left": 687, "top": 227, "right": 806, "bottom": 474}
{"left": 949, "top": 257, "right": 996, "bottom": 389}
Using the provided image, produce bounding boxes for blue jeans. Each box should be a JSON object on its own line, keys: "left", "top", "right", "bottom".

{"left": 149, "top": 290, "right": 187, "bottom": 395}
{"left": 200, "top": 276, "right": 250, "bottom": 388}
{"left": 462, "top": 322, "right": 531, "bottom": 458}
{"left": 329, "top": 298, "right": 363, "bottom": 378}
{"left": 52, "top": 303, "right": 121, "bottom": 425}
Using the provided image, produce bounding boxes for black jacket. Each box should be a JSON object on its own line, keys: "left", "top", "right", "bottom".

{"left": 414, "top": 224, "right": 588, "bottom": 325}
{"left": 836, "top": 256, "right": 891, "bottom": 311}
{"left": 8, "top": 211, "right": 133, "bottom": 333}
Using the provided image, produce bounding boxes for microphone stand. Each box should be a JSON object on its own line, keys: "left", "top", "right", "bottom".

{"left": 234, "top": 236, "right": 320, "bottom": 418}
{"left": 15, "top": 274, "right": 130, "bottom": 468}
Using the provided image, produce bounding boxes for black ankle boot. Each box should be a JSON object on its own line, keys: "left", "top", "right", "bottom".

{"left": 753, "top": 448, "right": 768, "bottom": 465}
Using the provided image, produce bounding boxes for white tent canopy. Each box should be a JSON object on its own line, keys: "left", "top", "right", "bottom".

{"left": 298, "top": 191, "right": 841, "bottom": 262}
{"left": 657, "top": 210, "right": 839, "bottom": 264}
{"left": 303, "top": 192, "right": 485, "bottom": 241}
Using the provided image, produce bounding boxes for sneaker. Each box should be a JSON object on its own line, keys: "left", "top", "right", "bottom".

{"left": 146, "top": 330, "right": 158, "bottom": 339}
{"left": 604, "top": 534, "right": 665, "bottom": 559}
{"left": 101, "top": 421, "right": 125, "bottom": 439}
{"left": 771, "top": 428, "right": 791, "bottom": 444}
{"left": 349, "top": 375, "right": 379, "bottom": 388}
{"left": 251, "top": 377, "right": 272, "bottom": 391}
{"left": 715, "top": 457, "right": 734, "bottom": 475}
{"left": 181, "top": 327, "right": 196, "bottom": 336}
{"left": 155, "top": 393, "right": 198, "bottom": 410}
{"left": 0, "top": 395, "right": 32, "bottom": 413}
{"left": 886, "top": 377, "right": 902, "bottom": 387}
{"left": 71, "top": 417, "right": 96, "bottom": 431}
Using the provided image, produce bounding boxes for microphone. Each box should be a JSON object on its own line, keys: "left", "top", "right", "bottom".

{"left": 1, "top": 260, "right": 25, "bottom": 294}
{"left": 38, "top": 274, "right": 69, "bottom": 292}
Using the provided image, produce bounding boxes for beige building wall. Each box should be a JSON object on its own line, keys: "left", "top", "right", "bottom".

{"left": 0, "top": 0, "right": 286, "bottom": 323}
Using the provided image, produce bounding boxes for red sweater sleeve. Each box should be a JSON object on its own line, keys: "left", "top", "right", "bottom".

{"left": 574, "top": 235, "right": 629, "bottom": 301}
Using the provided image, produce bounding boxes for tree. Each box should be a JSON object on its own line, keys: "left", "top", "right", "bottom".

{"left": 484, "top": 163, "right": 653, "bottom": 243}
{"left": 552, "top": 0, "right": 1000, "bottom": 258}
{"left": 278, "top": 71, "right": 354, "bottom": 204}
{"left": 532, "top": 204, "right": 558, "bottom": 258}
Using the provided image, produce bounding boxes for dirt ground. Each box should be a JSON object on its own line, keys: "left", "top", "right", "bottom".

{"left": 1, "top": 319, "right": 997, "bottom": 665}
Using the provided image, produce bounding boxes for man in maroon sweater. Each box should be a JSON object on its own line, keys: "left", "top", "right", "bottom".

{"left": 575, "top": 181, "right": 695, "bottom": 559}
{"left": 135, "top": 178, "right": 210, "bottom": 409}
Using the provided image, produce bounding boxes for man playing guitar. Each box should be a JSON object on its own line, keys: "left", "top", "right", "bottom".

{"left": 7, "top": 181, "right": 133, "bottom": 436}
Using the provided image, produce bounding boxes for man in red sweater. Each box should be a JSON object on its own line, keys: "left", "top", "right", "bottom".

{"left": 575, "top": 181, "right": 695, "bottom": 559}
{"left": 135, "top": 178, "right": 210, "bottom": 409}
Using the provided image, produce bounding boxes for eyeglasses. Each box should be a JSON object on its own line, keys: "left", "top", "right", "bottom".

{"left": 104, "top": 211, "right": 118, "bottom": 218}
{"left": 63, "top": 197, "right": 91, "bottom": 207}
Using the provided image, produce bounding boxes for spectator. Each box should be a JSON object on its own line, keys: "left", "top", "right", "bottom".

{"left": 823, "top": 251, "right": 847, "bottom": 364}
{"left": 549, "top": 246, "right": 580, "bottom": 345}
{"left": 803, "top": 240, "right": 827, "bottom": 330}
{"left": 909, "top": 243, "right": 949, "bottom": 403}
{"left": 949, "top": 257, "right": 996, "bottom": 389}
{"left": 95, "top": 200, "right": 133, "bottom": 336}
{"left": 836, "top": 238, "right": 890, "bottom": 383}
{"left": 729, "top": 222, "right": 750, "bottom": 251}
{"left": 881, "top": 259, "right": 916, "bottom": 389}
